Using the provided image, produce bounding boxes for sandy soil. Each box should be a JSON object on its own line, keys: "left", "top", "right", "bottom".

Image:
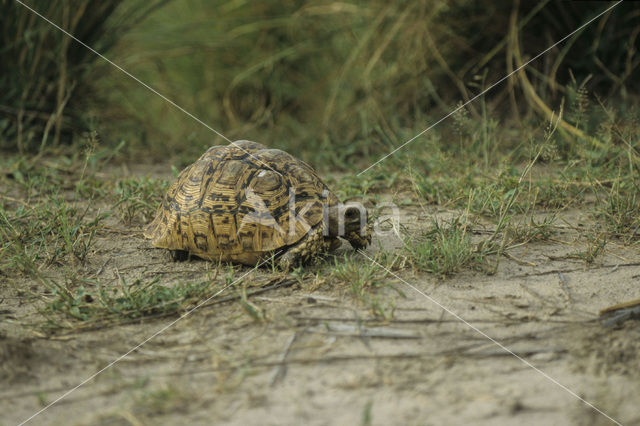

{"left": 1, "top": 165, "right": 640, "bottom": 426}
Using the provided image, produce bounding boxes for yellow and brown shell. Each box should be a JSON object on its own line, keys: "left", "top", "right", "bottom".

{"left": 144, "top": 140, "right": 339, "bottom": 265}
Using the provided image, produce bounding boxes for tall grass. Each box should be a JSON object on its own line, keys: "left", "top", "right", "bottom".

{"left": 0, "top": 0, "right": 167, "bottom": 152}
{"left": 1, "top": 1, "right": 638, "bottom": 165}
{"left": 98, "top": 1, "right": 639, "bottom": 165}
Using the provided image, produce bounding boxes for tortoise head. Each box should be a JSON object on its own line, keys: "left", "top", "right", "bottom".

{"left": 324, "top": 203, "right": 371, "bottom": 249}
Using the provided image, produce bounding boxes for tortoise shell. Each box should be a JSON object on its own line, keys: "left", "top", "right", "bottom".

{"left": 144, "top": 140, "right": 340, "bottom": 264}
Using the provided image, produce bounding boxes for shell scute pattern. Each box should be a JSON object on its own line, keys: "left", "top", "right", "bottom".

{"left": 145, "top": 140, "right": 339, "bottom": 264}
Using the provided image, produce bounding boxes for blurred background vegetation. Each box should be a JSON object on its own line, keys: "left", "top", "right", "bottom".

{"left": 1, "top": 0, "right": 638, "bottom": 169}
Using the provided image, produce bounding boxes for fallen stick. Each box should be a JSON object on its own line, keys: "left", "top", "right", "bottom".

{"left": 600, "top": 297, "right": 640, "bottom": 315}
{"left": 269, "top": 331, "right": 297, "bottom": 387}
{"left": 308, "top": 323, "right": 421, "bottom": 339}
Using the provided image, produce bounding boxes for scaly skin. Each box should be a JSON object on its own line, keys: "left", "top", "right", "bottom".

{"left": 277, "top": 225, "right": 337, "bottom": 270}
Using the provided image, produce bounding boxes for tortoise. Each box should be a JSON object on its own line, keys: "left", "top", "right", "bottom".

{"left": 144, "top": 140, "right": 370, "bottom": 268}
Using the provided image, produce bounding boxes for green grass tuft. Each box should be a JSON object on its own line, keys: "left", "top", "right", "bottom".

{"left": 404, "top": 217, "right": 495, "bottom": 277}
{"left": 44, "top": 275, "right": 218, "bottom": 326}
{"left": 113, "top": 176, "right": 169, "bottom": 225}
{"left": 331, "top": 255, "right": 395, "bottom": 320}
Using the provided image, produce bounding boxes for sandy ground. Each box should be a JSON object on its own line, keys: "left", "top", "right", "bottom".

{"left": 1, "top": 166, "right": 640, "bottom": 426}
